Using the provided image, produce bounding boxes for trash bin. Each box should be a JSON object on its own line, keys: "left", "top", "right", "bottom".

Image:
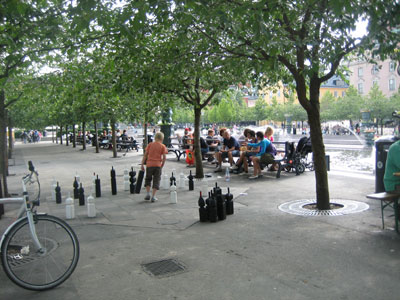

{"left": 375, "top": 136, "right": 399, "bottom": 193}
{"left": 325, "top": 155, "right": 330, "bottom": 171}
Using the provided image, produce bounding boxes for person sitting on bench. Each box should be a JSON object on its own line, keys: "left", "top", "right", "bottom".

{"left": 246, "top": 131, "right": 273, "bottom": 179}
{"left": 214, "top": 130, "right": 240, "bottom": 172}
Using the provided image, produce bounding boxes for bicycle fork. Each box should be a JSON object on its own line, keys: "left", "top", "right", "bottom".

{"left": 26, "top": 210, "right": 46, "bottom": 255}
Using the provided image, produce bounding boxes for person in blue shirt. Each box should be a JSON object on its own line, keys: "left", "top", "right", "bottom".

{"left": 246, "top": 131, "right": 273, "bottom": 179}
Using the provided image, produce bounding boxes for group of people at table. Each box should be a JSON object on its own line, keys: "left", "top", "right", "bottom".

{"left": 180, "top": 127, "right": 278, "bottom": 179}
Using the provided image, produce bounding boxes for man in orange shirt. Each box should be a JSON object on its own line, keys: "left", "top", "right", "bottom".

{"left": 141, "top": 132, "right": 168, "bottom": 202}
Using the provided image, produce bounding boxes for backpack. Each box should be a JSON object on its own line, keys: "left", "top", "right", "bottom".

{"left": 266, "top": 142, "right": 277, "bottom": 156}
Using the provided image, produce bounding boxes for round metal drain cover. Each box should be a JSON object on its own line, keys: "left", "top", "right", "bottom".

{"left": 278, "top": 199, "right": 369, "bottom": 216}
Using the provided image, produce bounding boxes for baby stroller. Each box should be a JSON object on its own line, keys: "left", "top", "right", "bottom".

{"left": 282, "top": 137, "right": 313, "bottom": 174}
{"left": 296, "top": 136, "right": 314, "bottom": 171}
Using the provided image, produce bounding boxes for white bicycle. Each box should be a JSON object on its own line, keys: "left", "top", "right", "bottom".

{"left": 0, "top": 161, "right": 79, "bottom": 291}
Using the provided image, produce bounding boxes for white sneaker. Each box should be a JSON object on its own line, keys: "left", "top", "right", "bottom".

{"left": 151, "top": 197, "right": 158, "bottom": 202}
{"left": 248, "top": 175, "right": 259, "bottom": 179}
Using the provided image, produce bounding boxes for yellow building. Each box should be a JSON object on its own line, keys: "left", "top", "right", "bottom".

{"left": 258, "top": 75, "right": 348, "bottom": 106}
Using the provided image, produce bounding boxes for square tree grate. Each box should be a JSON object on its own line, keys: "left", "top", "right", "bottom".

{"left": 142, "top": 258, "right": 186, "bottom": 278}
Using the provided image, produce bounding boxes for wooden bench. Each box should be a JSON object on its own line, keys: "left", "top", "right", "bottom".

{"left": 366, "top": 192, "right": 399, "bottom": 233}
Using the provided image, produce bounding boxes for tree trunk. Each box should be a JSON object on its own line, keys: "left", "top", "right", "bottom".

{"left": 7, "top": 115, "right": 13, "bottom": 159}
{"left": 52, "top": 126, "right": 55, "bottom": 143}
{"left": 82, "top": 122, "right": 86, "bottom": 151}
{"left": 72, "top": 125, "right": 76, "bottom": 148}
{"left": 308, "top": 107, "right": 330, "bottom": 210}
{"left": 94, "top": 120, "right": 99, "bottom": 153}
{"left": 194, "top": 107, "right": 204, "bottom": 178}
{"left": 60, "top": 125, "right": 63, "bottom": 145}
{"left": 66, "top": 125, "right": 69, "bottom": 146}
{"left": 111, "top": 121, "right": 117, "bottom": 158}
{"left": 380, "top": 119, "right": 384, "bottom": 135}
{"left": 0, "top": 90, "right": 9, "bottom": 196}
{"left": 55, "top": 126, "right": 58, "bottom": 144}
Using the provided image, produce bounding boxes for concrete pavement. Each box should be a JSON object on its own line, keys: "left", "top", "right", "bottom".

{"left": 0, "top": 141, "right": 399, "bottom": 300}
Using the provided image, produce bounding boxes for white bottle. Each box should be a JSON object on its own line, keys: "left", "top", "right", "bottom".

{"left": 51, "top": 178, "right": 57, "bottom": 201}
{"left": 75, "top": 172, "right": 80, "bottom": 184}
{"left": 202, "top": 177, "right": 209, "bottom": 197}
{"left": 225, "top": 167, "right": 230, "bottom": 182}
{"left": 170, "top": 184, "right": 177, "bottom": 204}
{"left": 179, "top": 172, "right": 186, "bottom": 189}
{"left": 123, "top": 168, "right": 130, "bottom": 191}
{"left": 162, "top": 173, "right": 169, "bottom": 190}
{"left": 87, "top": 193, "right": 96, "bottom": 218}
{"left": 65, "top": 192, "right": 75, "bottom": 219}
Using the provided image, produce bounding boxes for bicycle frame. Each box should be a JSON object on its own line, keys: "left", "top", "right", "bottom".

{"left": 0, "top": 172, "right": 44, "bottom": 254}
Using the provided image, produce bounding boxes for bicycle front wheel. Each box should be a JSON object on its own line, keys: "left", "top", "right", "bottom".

{"left": 1, "top": 214, "right": 79, "bottom": 291}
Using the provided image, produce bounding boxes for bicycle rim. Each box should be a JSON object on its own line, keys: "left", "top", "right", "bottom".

{"left": 1, "top": 215, "right": 79, "bottom": 291}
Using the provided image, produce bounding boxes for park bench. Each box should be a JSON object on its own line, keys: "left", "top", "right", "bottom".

{"left": 116, "top": 138, "right": 139, "bottom": 152}
{"left": 259, "top": 141, "right": 296, "bottom": 178}
{"left": 167, "top": 141, "right": 187, "bottom": 161}
{"left": 366, "top": 192, "right": 399, "bottom": 233}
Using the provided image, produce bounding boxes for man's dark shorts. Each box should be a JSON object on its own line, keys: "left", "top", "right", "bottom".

{"left": 221, "top": 150, "right": 240, "bottom": 159}
{"left": 145, "top": 166, "right": 162, "bottom": 190}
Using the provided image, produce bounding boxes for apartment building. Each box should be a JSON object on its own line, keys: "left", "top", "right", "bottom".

{"left": 347, "top": 58, "right": 400, "bottom": 97}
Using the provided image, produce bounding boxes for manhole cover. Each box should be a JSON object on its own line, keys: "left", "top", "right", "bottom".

{"left": 142, "top": 258, "right": 186, "bottom": 277}
{"left": 278, "top": 199, "right": 369, "bottom": 216}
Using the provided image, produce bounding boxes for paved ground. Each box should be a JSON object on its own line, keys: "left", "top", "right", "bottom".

{"left": 0, "top": 141, "right": 399, "bottom": 300}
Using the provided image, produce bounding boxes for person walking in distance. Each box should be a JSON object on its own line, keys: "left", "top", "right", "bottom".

{"left": 141, "top": 132, "right": 168, "bottom": 202}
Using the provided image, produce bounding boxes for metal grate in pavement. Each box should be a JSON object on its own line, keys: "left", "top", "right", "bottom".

{"left": 142, "top": 258, "right": 186, "bottom": 277}
{"left": 278, "top": 199, "right": 369, "bottom": 216}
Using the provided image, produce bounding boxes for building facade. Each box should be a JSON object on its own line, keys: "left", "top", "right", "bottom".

{"left": 347, "top": 58, "right": 400, "bottom": 97}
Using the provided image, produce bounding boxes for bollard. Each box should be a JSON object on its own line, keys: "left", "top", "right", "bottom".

{"left": 170, "top": 184, "right": 177, "bottom": 204}
{"left": 188, "top": 170, "right": 194, "bottom": 191}
{"left": 55, "top": 182, "right": 62, "bottom": 204}
{"left": 198, "top": 191, "right": 207, "bottom": 222}
{"left": 87, "top": 193, "right": 96, "bottom": 217}
{"left": 79, "top": 183, "right": 85, "bottom": 206}
{"left": 95, "top": 175, "right": 101, "bottom": 197}
{"left": 65, "top": 192, "right": 75, "bottom": 219}
{"left": 73, "top": 177, "right": 79, "bottom": 199}
{"left": 129, "top": 167, "right": 136, "bottom": 194}
{"left": 225, "top": 187, "right": 234, "bottom": 215}
{"left": 111, "top": 166, "right": 117, "bottom": 195}
{"left": 124, "top": 168, "right": 130, "bottom": 191}
{"left": 51, "top": 178, "right": 57, "bottom": 201}
{"left": 178, "top": 172, "right": 185, "bottom": 189}
{"left": 135, "top": 169, "right": 145, "bottom": 194}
